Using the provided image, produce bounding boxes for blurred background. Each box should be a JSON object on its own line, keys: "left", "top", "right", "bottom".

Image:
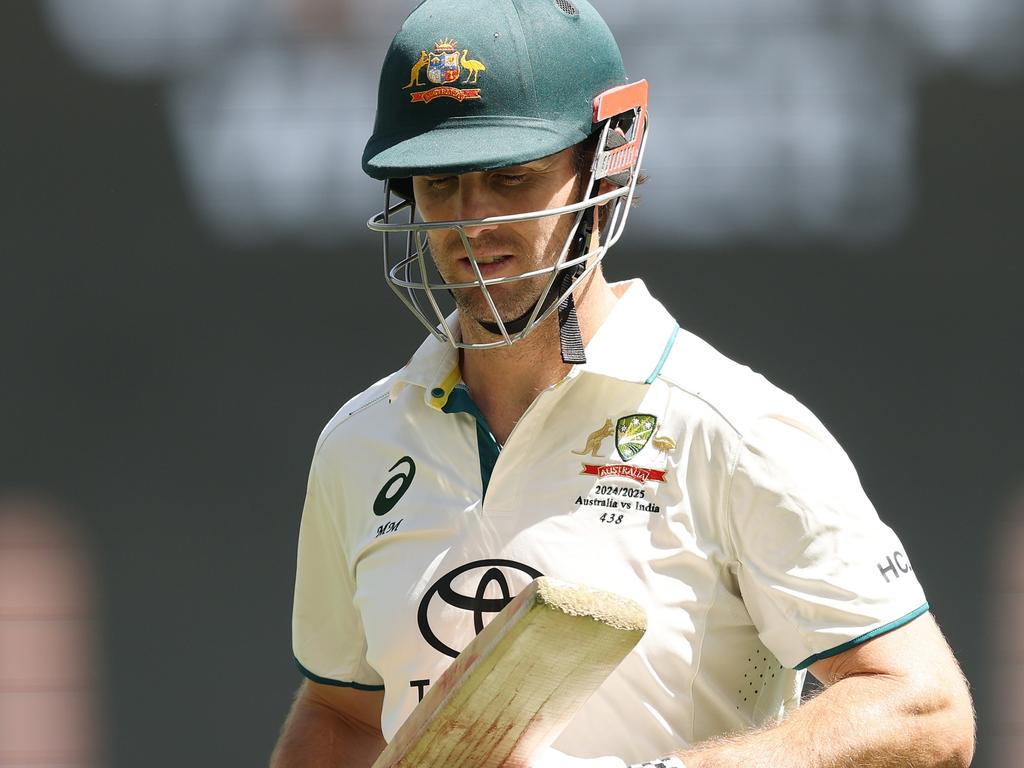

{"left": 2, "top": 0, "right": 1021, "bottom": 765}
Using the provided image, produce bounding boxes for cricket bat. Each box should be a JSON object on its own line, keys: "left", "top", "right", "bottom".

{"left": 371, "top": 577, "right": 647, "bottom": 768}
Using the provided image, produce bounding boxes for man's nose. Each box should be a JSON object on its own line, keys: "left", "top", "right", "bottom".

{"left": 456, "top": 176, "right": 501, "bottom": 238}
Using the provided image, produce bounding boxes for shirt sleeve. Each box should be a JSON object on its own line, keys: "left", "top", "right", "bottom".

{"left": 291, "top": 452, "right": 384, "bottom": 689}
{"left": 728, "top": 412, "right": 928, "bottom": 670}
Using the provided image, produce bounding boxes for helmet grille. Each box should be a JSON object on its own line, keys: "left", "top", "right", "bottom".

{"left": 554, "top": 0, "right": 579, "bottom": 16}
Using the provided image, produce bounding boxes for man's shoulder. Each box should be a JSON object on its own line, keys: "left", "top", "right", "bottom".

{"left": 313, "top": 369, "right": 404, "bottom": 456}
{"left": 311, "top": 330, "right": 455, "bottom": 463}
{"left": 655, "top": 327, "right": 810, "bottom": 439}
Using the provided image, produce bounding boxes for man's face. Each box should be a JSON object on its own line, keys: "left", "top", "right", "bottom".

{"left": 411, "top": 147, "right": 583, "bottom": 331}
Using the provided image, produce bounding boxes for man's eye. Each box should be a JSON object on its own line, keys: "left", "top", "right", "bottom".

{"left": 424, "top": 177, "right": 455, "bottom": 190}
{"left": 496, "top": 174, "right": 527, "bottom": 186}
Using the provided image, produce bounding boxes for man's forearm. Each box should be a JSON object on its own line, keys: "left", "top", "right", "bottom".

{"left": 678, "top": 671, "right": 973, "bottom": 768}
{"left": 271, "top": 694, "right": 386, "bottom": 768}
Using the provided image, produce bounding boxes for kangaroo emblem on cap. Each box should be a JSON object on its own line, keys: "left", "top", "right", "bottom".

{"left": 403, "top": 50, "right": 430, "bottom": 89}
{"left": 408, "top": 39, "right": 485, "bottom": 104}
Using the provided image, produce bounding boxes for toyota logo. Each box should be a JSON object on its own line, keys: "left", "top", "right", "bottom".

{"left": 417, "top": 559, "right": 544, "bottom": 658}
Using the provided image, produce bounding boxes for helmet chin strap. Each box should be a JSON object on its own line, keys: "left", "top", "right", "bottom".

{"left": 477, "top": 210, "right": 592, "bottom": 364}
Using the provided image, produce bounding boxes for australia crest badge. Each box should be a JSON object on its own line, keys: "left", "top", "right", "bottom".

{"left": 615, "top": 414, "right": 657, "bottom": 462}
{"left": 404, "top": 39, "right": 485, "bottom": 103}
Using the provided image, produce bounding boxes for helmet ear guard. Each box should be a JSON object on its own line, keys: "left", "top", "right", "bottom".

{"left": 591, "top": 80, "right": 648, "bottom": 188}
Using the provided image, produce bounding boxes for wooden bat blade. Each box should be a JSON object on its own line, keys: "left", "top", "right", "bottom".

{"left": 371, "top": 577, "right": 647, "bottom": 768}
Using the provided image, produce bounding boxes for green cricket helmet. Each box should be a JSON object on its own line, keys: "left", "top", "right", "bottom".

{"left": 364, "top": 0, "right": 649, "bottom": 359}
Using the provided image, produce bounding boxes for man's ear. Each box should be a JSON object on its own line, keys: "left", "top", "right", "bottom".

{"left": 596, "top": 178, "right": 617, "bottom": 201}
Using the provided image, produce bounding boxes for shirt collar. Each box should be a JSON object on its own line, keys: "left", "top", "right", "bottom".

{"left": 576, "top": 279, "right": 680, "bottom": 384}
{"left": 390, "top": 279, "right": 679, "bottom": 409}
{"left": 390, "top": 323, "right": 461, "bottom": 411}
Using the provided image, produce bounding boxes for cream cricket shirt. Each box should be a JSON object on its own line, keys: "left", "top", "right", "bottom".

{"left": 292, "top": 280, "right": 927, "bottom": 761}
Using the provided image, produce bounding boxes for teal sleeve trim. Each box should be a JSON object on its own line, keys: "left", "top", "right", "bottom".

{"left": 645, "top": 323, "right": 680, "bottom": 385}
{"left": 294, "top": 657, "right": 385, "bottom": 691}
{"left": 794, "top": 603, "right": 930, "bottom": 671}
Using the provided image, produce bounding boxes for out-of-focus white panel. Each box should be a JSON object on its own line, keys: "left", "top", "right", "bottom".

{"left": 45, "top": 0, "right": 266, "bottom": 77}
{"left": 169, "top": 43, "right": 376, "bottom": 245}
{"left": 882, "top": 0, "right": 1024, "bottom": 75}
{"left": 42, "top": 0, "right": 1024, "bottom": 245}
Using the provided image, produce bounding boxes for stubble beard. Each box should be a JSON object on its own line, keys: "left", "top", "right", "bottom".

{"left": 451, "top": 272, "right": 551, "bottom": 330}
{"left": 435, "top": 211, "right": 580, "bottom": 333}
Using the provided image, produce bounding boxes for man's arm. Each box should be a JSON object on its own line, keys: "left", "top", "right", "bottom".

{"left": 535, "top": 612, "right": 973, "bottom": 768}
{"left": 678, "top": 612, "right": 974, "bottom": 768}
{"left": 270, "top": 680, "right": 386, "bottom": 768}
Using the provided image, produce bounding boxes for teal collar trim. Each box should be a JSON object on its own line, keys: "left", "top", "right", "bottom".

{"left": 794, "top": 603, "right": 930, "bottom": 671}
{"left": 645, "top": 322, "right": 680, "bottom": 385}
{"left": 442, "top": 384, "right": 501, "bottom": 499}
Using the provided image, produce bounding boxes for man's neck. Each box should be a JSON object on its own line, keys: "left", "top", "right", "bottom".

{"left": 458, "top": 272, "right": 620, "bottom": 445}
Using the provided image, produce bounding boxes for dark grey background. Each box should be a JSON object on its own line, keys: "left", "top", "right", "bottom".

{"left": 3, "top": 3, "right": 1021, "bottom": 765}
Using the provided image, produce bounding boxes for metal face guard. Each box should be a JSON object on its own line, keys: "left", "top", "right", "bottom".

{"left": 367, "top": 84, "right": 649, "bottom": 351}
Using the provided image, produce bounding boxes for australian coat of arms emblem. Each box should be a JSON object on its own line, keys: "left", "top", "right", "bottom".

{"left": 405, "top": 39, "right": 485, "bottom": 103}
{"left": 574, "top": 413, "right": 670, "bottom": 484}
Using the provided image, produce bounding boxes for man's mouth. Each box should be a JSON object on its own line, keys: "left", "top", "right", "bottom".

{"left": 457, "top": 253, "right": 514, "bottom": 279}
